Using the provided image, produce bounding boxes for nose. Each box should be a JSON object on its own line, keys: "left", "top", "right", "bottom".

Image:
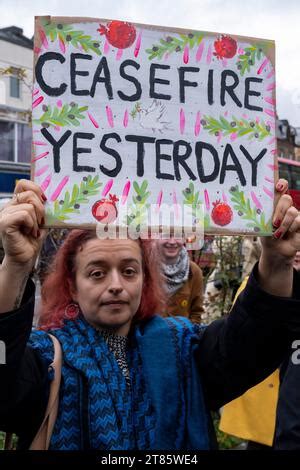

{"left": 108, "top": 270, "right": 123, "bottom": 295}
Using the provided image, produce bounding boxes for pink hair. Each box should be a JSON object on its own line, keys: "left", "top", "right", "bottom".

{"left": 38, "top": 230, "right": 165, "bottom": 330}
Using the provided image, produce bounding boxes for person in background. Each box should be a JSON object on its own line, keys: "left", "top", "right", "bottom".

{"left": 155, "top": 237, "right": 204, "bottom": 323}
{"left": 241, "top": 237, "right": 262, "bottom": 278}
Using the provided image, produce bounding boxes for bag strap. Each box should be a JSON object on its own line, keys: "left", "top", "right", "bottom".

{"left": 29, "top": 334, "right": 62, "bottom": 450}
{"left": 4, "top": 334, "right": 62, "bottom": 450}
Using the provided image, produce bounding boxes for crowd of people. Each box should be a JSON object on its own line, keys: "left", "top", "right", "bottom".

{"left": 1, "top": 178, "right": 300, "bottom": 450}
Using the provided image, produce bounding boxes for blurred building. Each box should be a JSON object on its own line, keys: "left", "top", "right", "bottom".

{"left": 294, "top": 127, "right": 300, "bottom": 161}
{"left": 276, "top": 118, "right": 300, "bottom": 161}
{"left": 0, "top": 26, "right": 32, "bottom": 198}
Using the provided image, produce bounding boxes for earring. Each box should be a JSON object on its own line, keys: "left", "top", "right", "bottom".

{"left": 64, "top": 303, "right": 80, "bottom": 319}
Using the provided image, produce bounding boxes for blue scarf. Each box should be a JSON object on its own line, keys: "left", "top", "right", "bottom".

{"left": 29, "top": 315, "right": 209, "bottom": 450}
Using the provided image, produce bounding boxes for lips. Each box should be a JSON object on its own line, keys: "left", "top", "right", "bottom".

{"left": 101, "top": 300, "right": 128, "bottom": 306}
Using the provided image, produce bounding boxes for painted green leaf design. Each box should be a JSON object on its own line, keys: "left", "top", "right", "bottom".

{"left": 202, "top": 115, "right": 271, "bottom": 140}
{"left": 33, "top": 103, "right": 88, "bottom": 128}
{"left": 229, "top": 185, "right": 272, "bottom": 233}
{"left": 42, "top": 20, "right": 102, "bottom": 55}
{"left": 125, "top": 180, "right": 151, "bottom": 228}
{"left": 146, "top": 32, "right": 203, "bottom": 60}
{"left": 46, "top": 175, "right": 102, "bottom": 221}
{"left": 236, "top": 44, "right": 266, "bottom": 76}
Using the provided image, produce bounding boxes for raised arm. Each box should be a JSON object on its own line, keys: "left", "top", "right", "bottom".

{"left": 197, "top": 179, "right": 300, "bottom": 409}
{"left": 258, "top": 179, "right": 300, "bottom": 297}
{"left": 0, "top": 180, "right": 46, "bottom": 313}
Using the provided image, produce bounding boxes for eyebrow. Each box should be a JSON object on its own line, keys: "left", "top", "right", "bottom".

{"left": 85, "top": 258, "right": 141, "bottom": 269}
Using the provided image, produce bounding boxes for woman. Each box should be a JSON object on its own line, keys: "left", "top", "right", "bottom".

{"left": 155, "top": 238, "right": 204, "bottom": 323}
{"left": 1, "top": 179, "right": 300, "bottom": 450}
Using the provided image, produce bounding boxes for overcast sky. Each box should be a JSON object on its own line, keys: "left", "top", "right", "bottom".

{"left": 1, "top": 0, "right": 299, "bottom": 126}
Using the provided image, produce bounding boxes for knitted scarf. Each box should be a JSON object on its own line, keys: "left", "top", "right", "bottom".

{"left": 162, "top": 246, "right": 190, "bottom": 295}
{"left": 29, "top": 315, "right": 210, "bottom": 450}
{"left": 30, "top": 316, "right": 155, "bottom": 450}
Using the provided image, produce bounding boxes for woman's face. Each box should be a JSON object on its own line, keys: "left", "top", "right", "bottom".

{"left": 71, "top": 238, "right": 143, "bottom": 335}
{"left": 157, "top": 237, "right": 184, "bottom": 264}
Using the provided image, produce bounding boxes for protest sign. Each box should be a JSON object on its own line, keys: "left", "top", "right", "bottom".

{"left": 32, "top": 16, "right": 276, "bottom": 236}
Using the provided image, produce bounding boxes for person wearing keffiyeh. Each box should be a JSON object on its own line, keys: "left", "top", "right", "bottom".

{"left": 156, "top": 238, "right": 205, "bottom": 323}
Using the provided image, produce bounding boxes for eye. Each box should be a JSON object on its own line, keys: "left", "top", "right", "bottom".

{"left": 123, "top": 267, "right": 137, "bottom": 277}
{"left": 89, "top": 270, "right": 105, "bottom": 279}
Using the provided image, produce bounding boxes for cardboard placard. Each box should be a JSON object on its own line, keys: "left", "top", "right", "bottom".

{"left": 32, "top": 16, "right": 276, "bottom": 236}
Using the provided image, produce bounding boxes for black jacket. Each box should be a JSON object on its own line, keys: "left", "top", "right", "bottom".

{"left": 274, "top": 344, "right": 300, "bottom": 449}
{"left": 1, "top": 264, "right": 300, "bottom": 448}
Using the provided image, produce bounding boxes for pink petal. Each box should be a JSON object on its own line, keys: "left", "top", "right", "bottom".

{"left": 183, "top": 45, "right": 189, "bottom": 64}
{"left": 32, "top": 96, "right": 44, "bottom": 109}
{"left": 33, "top": 141, "right": 47, "bottom": 146}
{"left": 180, "top": 108, "right": 185, "bottom": 134}
{"left": 40, "top": 174, "right": 51, "bottom": 192}
{"left": 121, "top": 181, "right": 131, "bottom": 204}
{"left": 204, "top": 189, "right": 210, "bottom": 211}
{"left": 39, "top": 28, "right": 48, "bottom": 48}
{"left": 251, "top": 191, "right": 262, "bottom": 210}
{"left": 264, "top": 108, "right": 275, "bottom": 118}
{"left": 266, "top": 82, "right": 275, "bottom": 91}
{"left": 263, "top": 186, "right": 274, "bottom": 199}
{"left": 102, "top": 179, "right": 113, "bottom": 197}
{"left": 257, "top": 58, "right": 269, "bottom": 75}
{"left": 88, "top": 112, "right": 99, "bottom": 128}
{"left": 123, "top": 109, "right": 129, "bottom": 128}
{"left": 206, "top": 44, "right": 212, "bottom": 64}
{"left": 264, "top": 96, "right": 275, "bottom": 106}
{"left": 50, "top": 176, "right": 69, "bottom": 201}
{"left": 35, "top": 164, "right": 49, "bottom": 177}
{"left": 196, "top": 41, "right": 204, "bottom": 62}
{"left": 134, "top": 32, "right": 142, "bottom": 58}
{"left": 194, "top": 111, "right": 201, "bottom": 136}
{"left": 116, "top": 48, "right": 123, "bottom": 60}
{"left": 106, "top": 106, "right": 114, "bottom": 128}
{"left": 31, "top": 151, "right": 49, "bottom": 163}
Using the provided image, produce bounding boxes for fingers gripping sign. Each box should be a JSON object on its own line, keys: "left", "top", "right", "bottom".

{"left": 0, "top": 180, "right": 48, "bottom": 267}
{"left": 260, "top": 178, "right": 300, "bottom": 262}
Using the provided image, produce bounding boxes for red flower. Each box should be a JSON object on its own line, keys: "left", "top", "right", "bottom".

{"left": 211, "top": 200, "right": 233, "bottom": 226}
{"left": 213, "top": 35, "right": 237, "bottom": 60}
{"left": 97, "top": 20, "right": 136, "bottom": 49}
{"left": 92, "top": 194, "right": 119, "bottom": 224}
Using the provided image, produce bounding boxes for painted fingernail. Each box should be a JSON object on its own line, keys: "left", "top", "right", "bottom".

{"left": 273, "top": 231, "right": 282, "bottom": 239}
{"left": 273, "top": 218, "right": 281, "bottom": 228}
{"left": 41, "top": 217, "right": 45, "bottom": 225}
{"left": 41, "top": 193, "right": 47, "bottom": 202}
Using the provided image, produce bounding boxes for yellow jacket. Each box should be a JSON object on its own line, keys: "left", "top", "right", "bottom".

{"left": 219, "top": 278, "right": 279, "bottom": 446}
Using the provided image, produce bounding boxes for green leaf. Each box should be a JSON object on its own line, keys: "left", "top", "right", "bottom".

{"left": 133, "top": 181, "right": 140, "bottom": 194}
